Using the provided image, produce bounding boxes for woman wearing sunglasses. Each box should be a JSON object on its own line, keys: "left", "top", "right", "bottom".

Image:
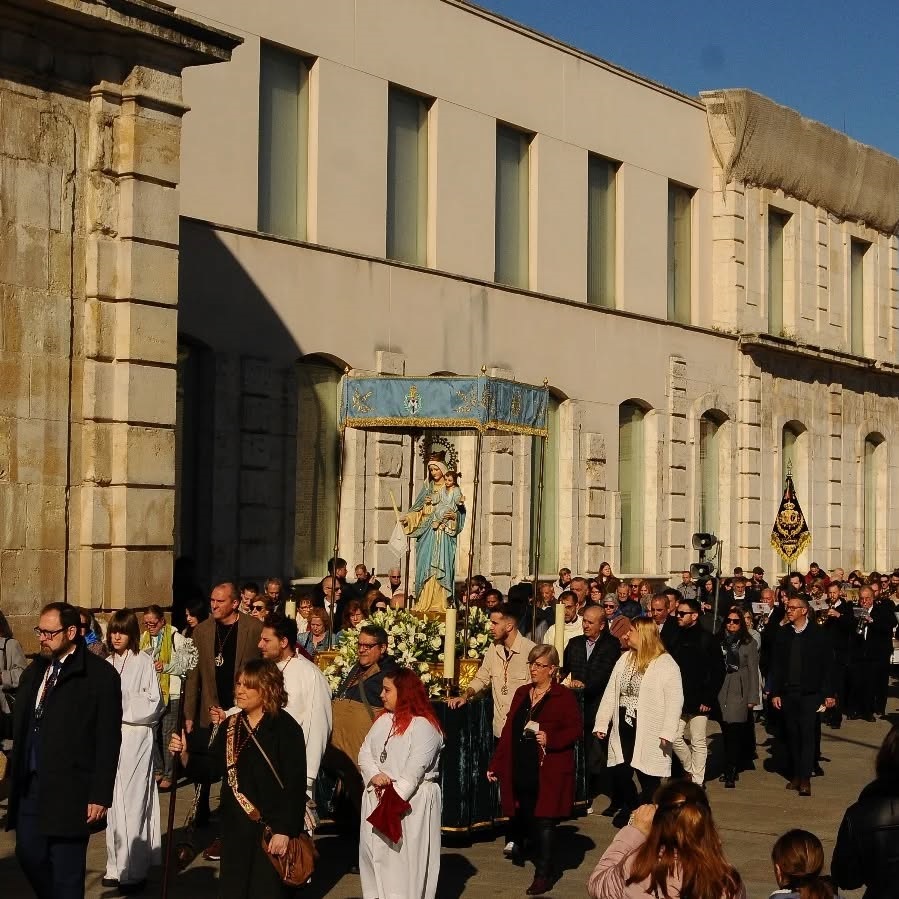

{"left": 717, "top": 608, "right": 760, "bottom": 789}
{"left": 487, "top": 644, "right": 582, "bottom": 896}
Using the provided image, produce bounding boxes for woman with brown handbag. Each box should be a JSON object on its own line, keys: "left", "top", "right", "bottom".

{"left": 170, "top": 659, "right": 309, "bottom": 897}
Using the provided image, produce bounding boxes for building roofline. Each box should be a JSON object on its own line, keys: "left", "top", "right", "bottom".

{"left": 446, "top": 0, "right": 705, "bottom": 111}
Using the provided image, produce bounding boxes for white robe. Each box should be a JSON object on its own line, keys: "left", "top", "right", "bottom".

{"left": 105, "top": 650, "right": 164, "bottom": 884}
{"left": 358, "top": 714, "right": 443, "bottom": 899}
{"left": 278, "top": 653, "right": 333, "bottom": 790}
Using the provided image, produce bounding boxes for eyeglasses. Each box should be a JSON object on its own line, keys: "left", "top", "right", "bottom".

{"left": 34, "top": 627, "right": 65, "bottom": 639}
{"left": 725, "top": 618, "right": 742, "bottom": 624}
{"left": 358, "top": 642, "right": 381, "bottom": 650}
{"left": 529, "top": 661, "right": 553, "bottom": 669}
{"left": 602, "top": 603, "right": 616, "bottom": 609}
{"left": 251, "top": 604, "right": 266, "bottom": 612}
{"left": 675, "top": 610, "right": 694, "bottom": 618}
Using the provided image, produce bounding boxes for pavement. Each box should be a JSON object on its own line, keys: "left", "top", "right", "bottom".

{"left": 0, "top": 713, "right": 889, "bottom": 898}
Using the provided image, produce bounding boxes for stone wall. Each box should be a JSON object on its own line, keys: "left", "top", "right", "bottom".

{"left": 0, "top": 0, "right": 236, "bottom": 640}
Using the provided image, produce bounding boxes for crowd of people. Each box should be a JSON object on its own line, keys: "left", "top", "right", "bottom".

{"left": 1, "top": 556, "right": 898, "bottom": 897}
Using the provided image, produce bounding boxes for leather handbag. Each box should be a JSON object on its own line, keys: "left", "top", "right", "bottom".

{"left": 226, "top": 716, "right": 317, "bottom": 887}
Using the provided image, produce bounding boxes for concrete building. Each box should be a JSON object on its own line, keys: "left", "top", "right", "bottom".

{"left": 169, "top": 0, "right": 899, "bottom": 594}
{"left": 0, "top": 0, "right": 237, "bottom": 636}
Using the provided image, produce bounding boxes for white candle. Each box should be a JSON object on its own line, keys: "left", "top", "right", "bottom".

{"left": 553, "top": 602, "right": 565, "bottom": 659}
{"left": 443, "top": 608, "right": 457, "bottom": 681}
{"left": 284, "top": 599, "right": 297, "bottom": 620}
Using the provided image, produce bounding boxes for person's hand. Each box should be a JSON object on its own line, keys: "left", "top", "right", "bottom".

{"left": 400, "top": 517, "right": 408, "bottom": 527}
{"left": 569, "top": 679, "right": 585, "bottom": 689}
{"left": 154, "top": 660, "right": 164, "bottom": 672}
{"left": 169, "top": 729, "right": 190, "bottom": 765}
{"left": 772, "top": 696, "right": 782, "bottom": 710}
{"left": 699, "top": 704, "right": 711, "bottom": 713}
{"left": 86, "top": 804, "right": 106, "bottom": 824}
{"left": 535, "top": 731, "right": 547, "bottom": 748}
{"left": 209, "top": 706, "right": 226, "bottom": 725}
{"left": 185, "top": 719, "right": 194, "bottom": 734}
{"left": 268, "top": 833, "right": 289, "bottom": 857}
{"left": 631, "top": 803, "right": 657, "bottom": 835}
{"left": 824, "top": 697, "right": 836, "bottom": 709}
{"left": 486, "top": 770, "right": 498, "bottom": 783}
{"left": 447, "top": 696, "right": 467, "bottom": 709}
{"left": 369, "top": 773, "right": 392, "bottom": 789}
{"left": 594, "top": 731, "right": 606, "bottom": 740}
{"left": 659, "top": 738, "right": 671, "bottom": 751}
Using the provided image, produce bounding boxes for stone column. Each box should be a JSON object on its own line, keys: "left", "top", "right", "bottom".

{"left": 736, "top": 353, "right": 763, "bottom": 567}
{"left": 663, "top": 356, "right": 688, "bottom": 576}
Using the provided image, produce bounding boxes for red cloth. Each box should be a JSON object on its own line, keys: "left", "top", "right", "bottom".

{"left": 489, "top": 682, "right": 582, "bottom": 820}
{"left": 366, "top": 782, "right": 411, "bottom": 844}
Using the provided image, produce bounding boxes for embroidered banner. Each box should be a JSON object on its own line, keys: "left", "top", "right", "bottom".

{"left": 340, "top": 374, "right": 548, "bottom": 436}
{"left": 770, "top": 475, "right": 811, "bottom": 565}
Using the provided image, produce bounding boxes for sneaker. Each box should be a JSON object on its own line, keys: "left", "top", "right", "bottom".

{"left": 202, "top": 838, "right": 222, "bottom": 861}
{"left": 503, "top": 841, "right": 517, "bottom": 858}
{"left": 585, "top": 801, "right": 595, "bottom": 815}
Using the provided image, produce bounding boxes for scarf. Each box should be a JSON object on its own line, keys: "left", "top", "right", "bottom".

{"left": 140, "top": 624, "right": 173, "bottom": 703}
{"left": 722, "top": 633, "right": 742, "bottom": 674}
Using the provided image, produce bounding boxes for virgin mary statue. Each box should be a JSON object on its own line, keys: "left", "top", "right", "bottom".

{"left": 400, "top": 450, "right": 465, "bottom": 612}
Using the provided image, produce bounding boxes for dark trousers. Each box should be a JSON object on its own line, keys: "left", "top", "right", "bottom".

{"left": 509, "top": 813, "right": 557, "bottom": 878}
{"left": 611, "top": 709, "right": 661, "bottom": 810}
{"left": 872, "top": 659, "right": 891, "bottom": 716}
{"left": 720, "top": 720, "right": 752, "bottom": 774}
{"left": 15, "top": 776, "right": 89, "bottom": 899}
{"left": 781, "top": 692, "right": 819, "bottom": 780}
{"left": 848, "top": 660, "right": 876, "bottom": 718}
{"left": 825, "top": 661, "right": 848, "bottom": 726}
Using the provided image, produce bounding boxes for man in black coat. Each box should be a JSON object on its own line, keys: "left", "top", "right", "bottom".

{"left": 8, "top": 601, "right": 122, "bottom": 899}
{"left": 847, "top": 586, "right": 895, "bottom": 721}
{"left": 648, "top": 593, "right": 679, "bottom": 651}
{"left": 670, "top": 596, "right": 725, "bottom": 787}
{"left": 769, "top": 596, "right": 835, "bottom": 796}
{"left": 822, "top": 582, "right": 855, "bottom": 728}
{"left": 562, "top": 605, "right": 620, "bottom": 813}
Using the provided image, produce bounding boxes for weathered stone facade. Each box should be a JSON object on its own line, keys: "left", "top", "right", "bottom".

{"left": 0, "top": 0, "right": 237, "bottom": 638}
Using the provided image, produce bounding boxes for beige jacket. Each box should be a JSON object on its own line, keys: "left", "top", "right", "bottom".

{"left": 467, "top": 631, "right": 536, "bottom": 737}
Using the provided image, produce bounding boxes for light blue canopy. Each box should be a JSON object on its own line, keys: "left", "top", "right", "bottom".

{"left": 340, "top": 374, "right": 548, "bottom": 437}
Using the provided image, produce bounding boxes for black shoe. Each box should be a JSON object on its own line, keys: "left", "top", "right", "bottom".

{"left": 118, "top": 880, "right": 146, "bottom": 896}
{"left": 863, "top": 715, "right": 876, "bottom": 722}
{"left": 599, "top": 802, "right": 619, "bottom": 817}
{"left": 102, "top": 878, "right": 119, "bottom": 888}
{"left": 812, "top": 765, "right": 825, "bottom": 777}
{"left": 611, "top": 807, "right": 631, "bottom": 829}
{"left": 724, "top": 777, "right": 735, "bottom": 788}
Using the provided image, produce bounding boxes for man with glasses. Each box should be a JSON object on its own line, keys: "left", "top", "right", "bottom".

{"left": 325, "top": 624, "right": 395, "bottom": 874}
{"left": 9, "top": 602, "right": 122, "bottom": 899}
{"left": 847, "top": 585, "right": 894, "bottom": 722}
{"left": 670, "top": 597, "right": 725, "bottom": 787}
{"left": 769, "top": 595, "right": 835, "bottom": 796}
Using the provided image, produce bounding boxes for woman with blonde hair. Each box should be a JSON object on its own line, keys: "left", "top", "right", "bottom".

{"left": 593, "top": 618, "right": 683, "bottom": 828}
{"left": 588, "top": 780, "right": 746, "bottom": 898}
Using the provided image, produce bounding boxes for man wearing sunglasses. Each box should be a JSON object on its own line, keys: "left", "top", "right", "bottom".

{"left": 8, "top": 602, "right": 122, "bottom": 899}
{"left": 769, "top": 594, "right": 835, "bottom": 796}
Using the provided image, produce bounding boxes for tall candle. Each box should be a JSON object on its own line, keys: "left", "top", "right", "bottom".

{"left": 553, "top": 602, "right": 565, "bottom": 659}
{"left": 443, "top": 608, "right": 457, "bottom": 681}
{"left": 284, "top": 599, "right": 297, "bottom": 620}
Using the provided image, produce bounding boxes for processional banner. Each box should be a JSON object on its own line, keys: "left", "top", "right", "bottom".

{"left": 340, "top": 374, "right": 549, "bottom": 436}
{"left": 770, "top": 475, "right": 811, "bottom": 565}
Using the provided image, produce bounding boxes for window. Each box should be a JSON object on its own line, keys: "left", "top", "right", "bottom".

{"left": 258, "top": 44, "right": 309, "bottom": 239}
{"left": 619, "top": 403, "right": 645, "bottom": 573}
{"left": 495, "top": 125, "right": 530, "bottom": 288}
{"left": 850, "top": 239, "right": 868, "bottom": 355}
{"left": 667, "top": 183, "right": 692, "bottom": 323}
{"left": 587, "top": 155, "right": 617, "bottom": 307}
{"left": 698, "top": 413, "right": 723, "bottom": 535}
{"left": 781, "top": 419, "right": 808, "bottom": 490}
{"left": 387, "top": 87, "right": 429, "bottom": 265}
{"left": 294, "top": 359, "right": 342, "bottom": 576}
{"left": 530, "top": 396, "right": 560, "bottom": 575}
{"left": 864, "top": 434, "right": 885, "bottom": 571}
{"left": 768, "top": 210, "right": 789, "bottom": 335}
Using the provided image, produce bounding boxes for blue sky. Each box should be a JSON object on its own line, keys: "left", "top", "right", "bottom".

{"left": 478, "top": 1, "right": 899, "bottom": 157}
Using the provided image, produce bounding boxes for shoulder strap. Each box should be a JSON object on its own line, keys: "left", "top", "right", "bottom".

{"left": 246, "top": 725, "right": 285, "bottom": 790}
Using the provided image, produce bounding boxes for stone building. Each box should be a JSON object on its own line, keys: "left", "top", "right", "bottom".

{"left": 168, "top": 0, "right": 899, "bottom": 594}
{"left": 0, "top": 0, "right": 237, "bottom": 635}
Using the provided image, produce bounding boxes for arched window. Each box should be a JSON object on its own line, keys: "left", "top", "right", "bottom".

{"left": 781, "top": 420, "right": 807, "bottom": 488}
{"left": 530, "top": 395, "right": 560, "bottom": 575}
{"left": 699, "top": 411, "right": 725, "bottom": 535}
{"left": 294, "top": 357, "right": 343, "bottom": 576}
{"left": 864, "top": 434, "right": 886, "bottom": 571}
{"left": 619, "top": 402, "right": 646, "bottom": 574}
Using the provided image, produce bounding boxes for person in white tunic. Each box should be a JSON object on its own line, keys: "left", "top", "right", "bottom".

{"left": 103, "top": 609, "right": 164, "bottom": 891}
{"left": 358, "top": 668, "right": 444, "bottom": 899}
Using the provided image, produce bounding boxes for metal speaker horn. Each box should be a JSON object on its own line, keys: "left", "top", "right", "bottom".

{"left": 690, "top": 562, "right": 714, "bottom": 580}
{"left": 692, "top": 533, "right": 718, "bottom": 552}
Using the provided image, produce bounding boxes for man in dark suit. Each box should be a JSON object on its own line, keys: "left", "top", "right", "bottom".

{"left": 562, "top": 604, "right": 619, "bottom": 814}
{"left": 847, "top": 585, "right": 895, "bottom": 721}
{"left": 649, "top": 592, "right": 679, "bottom": 650}
{"left": 769, "top": 595, "right": 835, "bottom": 796}
{"left": 8, "top": 601, "right": 122, "bottom": 899}
{"left": 183, "top": 581, "right": 263, "bottom": 849}
{"left": 822, "top": 581, "right": 855, "bottom": 728}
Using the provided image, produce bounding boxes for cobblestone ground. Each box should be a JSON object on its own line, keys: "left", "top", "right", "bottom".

{"left": 0, "top": 715, "right": 886, "bottom": 898}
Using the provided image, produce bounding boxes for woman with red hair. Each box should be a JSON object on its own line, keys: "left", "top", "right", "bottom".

{"left": 587, "top": 779, "right": 746, "bottom": 898}
{"left": 358, "top": 668, "right": 444, "bottom": 898}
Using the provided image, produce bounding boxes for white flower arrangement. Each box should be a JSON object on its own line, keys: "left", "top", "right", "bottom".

{"left": 323, "top": 606, "right": 493, "bottom": 698}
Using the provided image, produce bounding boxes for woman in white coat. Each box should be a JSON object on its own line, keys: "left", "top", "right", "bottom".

{"left": 593, "top": 617, "right": 683, "bottom": 829}
{"left": 103, "top": 609, "right": 164, "bottom": 892}
{"left": 358, "top": 668, "right": 444, "bottom": 899}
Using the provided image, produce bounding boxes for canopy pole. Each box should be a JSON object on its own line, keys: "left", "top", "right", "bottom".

{"left": 531, "top": 433, "right": 547, "bottom": 642}
{"left": 404, "top": 434, "right": 417, "bottom": 610}
{"left": 331, "top": 369, "right": 350, "bottom": 609}
{"left": 462, "top": 430, "right": 484, "bottom": 649}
